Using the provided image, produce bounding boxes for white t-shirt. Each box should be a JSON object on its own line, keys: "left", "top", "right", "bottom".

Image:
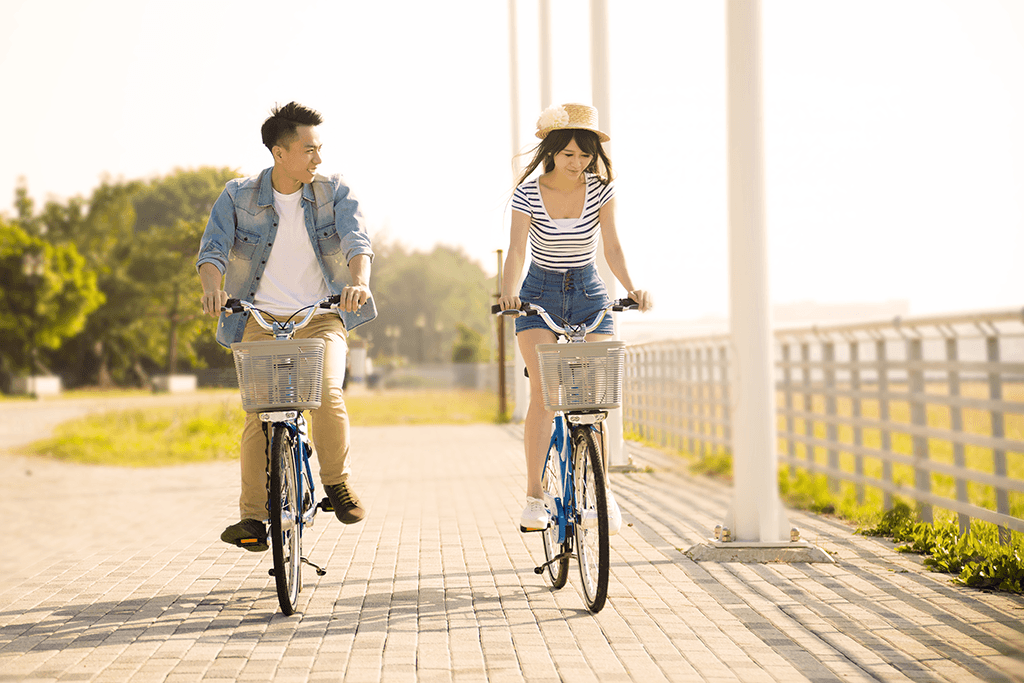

{"left": 253, "top": 188, "right": 331, "bottom": 316}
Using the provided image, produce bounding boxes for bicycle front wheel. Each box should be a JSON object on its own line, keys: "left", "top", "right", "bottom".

{"left": 572, "top": 427, "right": 609, "bottom": 613}
{"left": 541, "top": 440, "right": 569, "bottom": 589}
{"left": 269, "top": 424, "right": 302, "bottom": 615}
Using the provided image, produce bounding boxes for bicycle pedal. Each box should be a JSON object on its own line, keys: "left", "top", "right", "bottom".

{"left": 519, "top": 524, "right": 549, "bottom": 533}
{"left": 318, "top": 496, "right": 334, "bottom": 512}
{"left": 234, "top": 537, "right": 268, "bottom": 552}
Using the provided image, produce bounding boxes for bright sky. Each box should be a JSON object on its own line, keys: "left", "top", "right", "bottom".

{"left": 2, "top": 0, "right": 1021, "bottom": 323}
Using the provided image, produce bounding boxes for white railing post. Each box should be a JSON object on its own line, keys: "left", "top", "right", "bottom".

{"left": 987, "top": 335, "right": 1010, "bottom": 544}
{"left": 877, "top": 338, "right": 894, "bottom": 511}
{"left": 945, "top": 334, "right": 970, "bottom": 535}
{"left": 801, "top": 343, "right": 814, "bottom": 471}
{"left": 823, "top": 341, "right": 839, "bottom": 493}
{"left": 908, "top": 337, "right": 933, "bottom": 524}
{"left": 781, "top": 343, "right": 794, "bottom": 479}
{"left": 850, "top": 339, "right": 865, "bottom": 506}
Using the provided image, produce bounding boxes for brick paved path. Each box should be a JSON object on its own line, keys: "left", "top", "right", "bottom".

{"left": 1, "top": 398, "right": 1023, "bottom": 682}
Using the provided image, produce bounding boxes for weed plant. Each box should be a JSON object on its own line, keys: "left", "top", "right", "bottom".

{"left": 860, "top": 501, "right": 1024, "bottom": 594}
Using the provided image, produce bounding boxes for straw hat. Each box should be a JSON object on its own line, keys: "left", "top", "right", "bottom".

{"left": 535, "top": 103, "right": 610, "bottom": 142}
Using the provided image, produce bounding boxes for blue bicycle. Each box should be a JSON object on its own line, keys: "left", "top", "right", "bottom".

{"left": 494, "top": 298, "right": 637, "bottom": 613}
{"left": 225, "top": 295, "right": 340, "bottom": 616}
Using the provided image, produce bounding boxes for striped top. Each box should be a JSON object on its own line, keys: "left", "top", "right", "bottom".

{"left": 511, "top": 174, "right": 615, "bottom": 271}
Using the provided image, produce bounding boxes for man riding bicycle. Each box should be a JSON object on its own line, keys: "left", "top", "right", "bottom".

{"left": 196, "top": 101, "right": 376, "bottom": 551}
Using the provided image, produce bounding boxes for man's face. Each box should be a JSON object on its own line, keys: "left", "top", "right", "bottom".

{"left": 273, "top": 125, "right": 322, "bottom": 189}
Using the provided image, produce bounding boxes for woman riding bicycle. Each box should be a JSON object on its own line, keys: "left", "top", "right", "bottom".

{"left": 497, "top": 103, "right": 653, "bottom": 534}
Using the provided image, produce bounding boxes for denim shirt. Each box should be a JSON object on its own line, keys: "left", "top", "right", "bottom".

{"left": 196, "top": 167, "right": 377, "bottom": 348}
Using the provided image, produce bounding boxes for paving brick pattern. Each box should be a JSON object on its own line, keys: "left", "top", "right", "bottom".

{"left": 1, "top": 397, "right": 1023, "bottom": 682}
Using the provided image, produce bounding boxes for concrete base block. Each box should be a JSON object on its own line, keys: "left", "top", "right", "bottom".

{"left": 11, "top": 376, "right": 62, "bottom": 397}
{"left": 152, "top": 374, "right": 197, "bottom": 393}
{"left": 685, "top": 540, "right": 835, "bottom": 564}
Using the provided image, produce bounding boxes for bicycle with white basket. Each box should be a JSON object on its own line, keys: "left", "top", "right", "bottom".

{"left": 493, "top": 298, "right": 637, "bottom": 613}
{"left": 224, "top": 295, "right": 341, "bottom": 616}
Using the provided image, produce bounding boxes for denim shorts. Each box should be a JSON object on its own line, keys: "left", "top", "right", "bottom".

{"left": 515, "top": 261, "right": 614, "bottom": 336}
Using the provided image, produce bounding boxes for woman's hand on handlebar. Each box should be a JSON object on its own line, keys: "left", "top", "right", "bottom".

{"left": 627, "top": 289, "right": 653, "bottom": 312}
{"left": 496, "top": 294, "right": 521, "bottom": 313}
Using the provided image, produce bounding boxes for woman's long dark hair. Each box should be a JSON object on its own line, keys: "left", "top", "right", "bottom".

{"left": 516, "top": 129, "right": 613, "bottom": 186}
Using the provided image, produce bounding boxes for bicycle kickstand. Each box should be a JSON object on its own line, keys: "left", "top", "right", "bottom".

{"left": 301, "top": 557, "right": 327, "bottom": 577}
{"left": 533, "top": 551, "right": 573, "bottom": 575}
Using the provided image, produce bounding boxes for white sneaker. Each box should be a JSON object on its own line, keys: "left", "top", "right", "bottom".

{"left": 581, "top": 489, "right": 623, "bottom": 536}
{"left": 520, "top": 497, "right": 549, "bottom": 531}
{"left": 607, "top": 490, "right": 622, "bottom": 536}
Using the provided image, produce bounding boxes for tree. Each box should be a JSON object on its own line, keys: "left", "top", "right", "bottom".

{"left": 367, "top": 242, "right": 493, "bottom": 363}
{"left": 129, "top": 168, "right": 240, "bottom": 375}
{"left": 38, "top": 180, "right": 144, "bottom": 386}
{"left": 0, "top": 219, "right": 104, "bottom": 381}
{"left": 451, "top": 323, "right": 490, "bottom": 363}
{"left": 31, "top": 168, "right": 239, "bottom": 386}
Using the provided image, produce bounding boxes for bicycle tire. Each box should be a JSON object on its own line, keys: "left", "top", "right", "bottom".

{"left": 269, "top": 423, "right": 302, "bottom": 615}
{"left": 572, "top": 427, "right": 609, "bottom": 613}
{"left": 541, "top": 440, "right": 569, "bottom": 589}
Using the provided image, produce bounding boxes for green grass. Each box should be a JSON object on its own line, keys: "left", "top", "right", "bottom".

{"left": 345, "top": 389, "right": 499, "bottom": 426}
{"left": 25, "top": 389, "right": 501, "bottom": 467}
{"left": 28, "top": 399, "right": 245, "bottom": 467}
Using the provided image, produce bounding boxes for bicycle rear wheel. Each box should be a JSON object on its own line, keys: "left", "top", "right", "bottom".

{"left": 269, "top": 423, "right": 302, "bottom": 615}
{"left": 541, "top": 441, "right": 569, "bottom": 589}
{"left": 572, "top": 427, "right": 609, "bottom": 613}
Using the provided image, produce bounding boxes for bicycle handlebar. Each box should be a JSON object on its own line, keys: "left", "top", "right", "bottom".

{"left": 490, "top": 298, "right": 638, "bottom": 317}
{"left": 491, "top": 298, "right": 638, "bottom": 340}
{"left": 223, "top": 296, "right": 341, "bottom": 336}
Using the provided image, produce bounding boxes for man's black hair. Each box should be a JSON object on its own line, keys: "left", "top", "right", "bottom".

{"left": 261, "top": 102, "right": 324, "bottom": 152}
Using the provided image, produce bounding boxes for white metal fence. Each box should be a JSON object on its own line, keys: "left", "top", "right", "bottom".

{"left": 623, "top": 309, "right": 1024, "bottom": 540}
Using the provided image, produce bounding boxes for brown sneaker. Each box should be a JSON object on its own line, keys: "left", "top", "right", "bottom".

{"left": 220, "top": 519, "right": 268, "bottom": 552}
{"left": 324, "top": 481, "right": 366, "bottom": 524}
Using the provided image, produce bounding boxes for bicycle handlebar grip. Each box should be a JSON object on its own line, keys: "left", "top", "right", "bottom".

{"left": 490, "top": 303, "right": 533, "bottom": 316}
{"left": 321, "top": 295, "right": 342, "bottom": 308}
{"left": 223, "top": 298, "right": 244, "bottom": 314}
{"left": 612, "top": 297, "right": 639, "bottom": 311}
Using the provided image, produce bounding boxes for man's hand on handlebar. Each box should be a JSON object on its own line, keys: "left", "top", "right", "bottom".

{"left": 201, "top": 289, "right": 230, "bottom": 318}
{"left": 338, "top": 284, "right": 371, "bottom": 313}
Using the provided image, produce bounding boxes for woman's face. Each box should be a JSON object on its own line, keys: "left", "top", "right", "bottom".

{"left": 550, "top": 137, "right": 592, "bottom": 179}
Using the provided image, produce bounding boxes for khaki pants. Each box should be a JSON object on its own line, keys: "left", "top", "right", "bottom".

{"left": 238, "top": 314, "right": 350, "bottom": 521}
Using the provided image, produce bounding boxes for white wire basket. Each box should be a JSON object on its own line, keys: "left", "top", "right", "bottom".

{"left": 231, "top": 339, "right": 325, "bottom": 413}
{"left": 535, "top": 341, "right": 626, "bottom": 411}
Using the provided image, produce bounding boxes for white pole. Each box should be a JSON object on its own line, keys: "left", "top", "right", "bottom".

{"left": 726, "top": 0, "right": 789, "bottom": 542}
{"left": 539, "top": 0, "right": 552, "bottom": 109}
{"left": 589, "top": 0, "right": 628, "bottom": 469}
{"left": 509, "top": 0, "right": 528, "bottom": 423}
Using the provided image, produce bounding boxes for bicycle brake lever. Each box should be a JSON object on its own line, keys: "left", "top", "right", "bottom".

{"left": 320, "top": 295, "right": 342, "bottom": 309}
{"left": 222, "top": 298, "right": 244, "bottom": 314}
{"left": 612, "top": 298, "right": 639, "bottom": 312}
